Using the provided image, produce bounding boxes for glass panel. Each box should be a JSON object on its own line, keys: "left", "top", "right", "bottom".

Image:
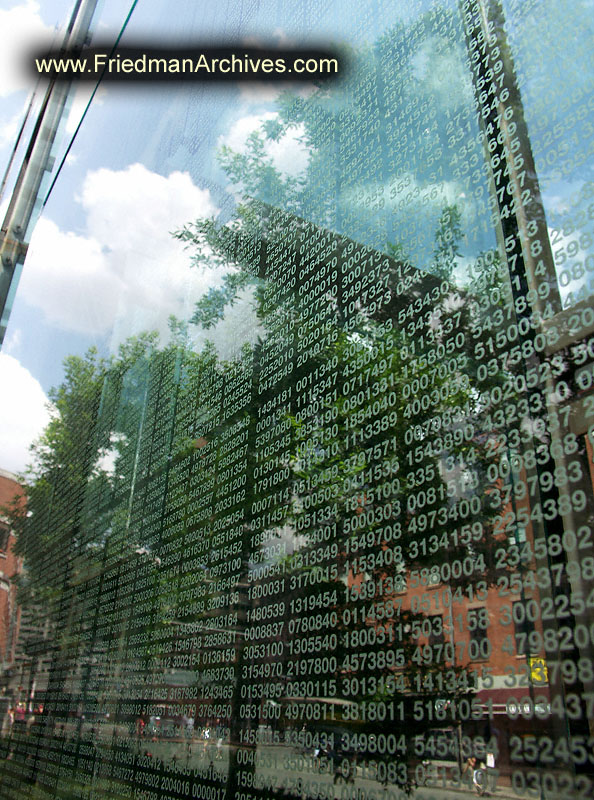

{"left": 1, "top": 2, "right": 593, "bottom": 800}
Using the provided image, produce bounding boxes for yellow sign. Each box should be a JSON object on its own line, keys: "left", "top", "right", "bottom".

{"left": 529, "top": 657, "right": 549, "bottom": 685}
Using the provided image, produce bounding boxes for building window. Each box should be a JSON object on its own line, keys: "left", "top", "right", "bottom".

{"left": 513, "top": 600, "right": 537, "bottom": 656}
{"left": 0, "top": 522, "right": 10, "bottom": 552}
{"left": 428, "top": 614, "right": 445, "bottom": 647}
{"left": 469, "top": 607, "right": 490, "bottom": 660}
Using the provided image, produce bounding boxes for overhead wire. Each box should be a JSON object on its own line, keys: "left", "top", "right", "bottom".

{"left": 41, "top": 0, "right": 141, "bottom": 211}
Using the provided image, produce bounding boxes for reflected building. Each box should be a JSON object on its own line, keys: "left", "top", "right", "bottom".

{"left": 0, "top": 470, "right": 23, "bottom": 730}
{"left": 0, "top": 0, "right": 593, "bottom": 798}
{"left": 0, "top": 470, "right": 23, "bottom": 670}
{"left": 0, "top": 470, "right": 52, "bottom": 732}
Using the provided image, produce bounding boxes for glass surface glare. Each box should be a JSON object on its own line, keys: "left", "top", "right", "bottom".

{"left": 1, "top": 1, "right": 594, "bottom": 800}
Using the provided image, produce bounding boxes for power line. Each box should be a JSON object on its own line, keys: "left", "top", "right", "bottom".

{"left": 41, "top": 0, "right": 141, "bottom": 211}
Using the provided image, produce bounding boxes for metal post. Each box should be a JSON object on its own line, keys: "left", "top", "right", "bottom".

{"left": 0, "top": 0, "right": 99, "bottom": 346}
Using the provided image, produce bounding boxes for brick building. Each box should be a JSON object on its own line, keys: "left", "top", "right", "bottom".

{"left": 0, "top": 469, "right": 23, "bottom": 674}
{"left": 0, "top": 469, "right": 24, "bottom": 729}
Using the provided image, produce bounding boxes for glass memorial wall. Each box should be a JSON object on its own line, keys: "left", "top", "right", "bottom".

{"left": 1, "top": 0, "right": 594, "bottom": 798}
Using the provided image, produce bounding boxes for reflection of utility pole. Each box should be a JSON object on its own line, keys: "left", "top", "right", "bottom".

{"left": 460, "top": 0, "right": 561, "bottom": 318}
{"left": 0, "top": 0, "right": 99, "bottom": 346}
{"left": 506, "top": 447, "right": 539, "bottom": 712}
{"left": 461, "top": 0, "right": 594, "bottom": 769}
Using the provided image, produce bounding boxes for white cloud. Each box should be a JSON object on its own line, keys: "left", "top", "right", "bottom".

{"left": 20, "top": 216, "right": 121, "bottom": 333}
{"left": 20, "top": 163, "right": 222, "bottom": 342}
{"left": 267, "top": 122, "right": 309, "bottom": 178}
{"left": 200, "top": 285, "right": 263, "bottom": 359}
{"left": 219, "top": 110, "right": 276, "bottom": 150}
{"left": 0, "top": 1, "right": 55, "bottom": 98}
{"left": 0, "top": 353, "right": 53, "bottom": 473}
{"left": 543, "top": 183, "right": 583, "bottom": 217}
{"left": 2, "top": 326, "right": 22, "bottom": 354}
{"left": 410, "top": 36, "right": 473, "bottom": 109}
{"left": 92, "top": 432, "right": 126, "bottom": 478}
{"left": 218, "top": 112, "right": 310, "bottom": 180}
